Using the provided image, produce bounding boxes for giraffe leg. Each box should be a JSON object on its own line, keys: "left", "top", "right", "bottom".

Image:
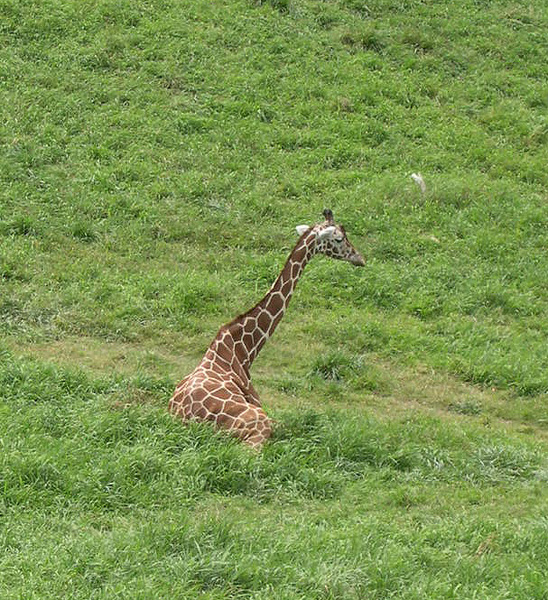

{"left": 242, "top": 380, "right": 262, "bottom": 407}
{"left": 216, "top": 400, "right": 272, "bottom": 448}
{"left": 243, "top": 432, "right": 270, "bottom": 450}
{"left": 238, "top": 412, "right": 272, "bottom": 449}
{"left": 172, "top": 377, "right": 273, "bottom": 448}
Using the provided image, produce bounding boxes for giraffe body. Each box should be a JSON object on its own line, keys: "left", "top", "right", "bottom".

{"left": 168, "top": 210, "right": 364, "bottom": 448}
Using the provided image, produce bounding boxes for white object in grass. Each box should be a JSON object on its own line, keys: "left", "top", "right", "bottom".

{"left": 411, "top": 172, "right": 426, "bottom": 194}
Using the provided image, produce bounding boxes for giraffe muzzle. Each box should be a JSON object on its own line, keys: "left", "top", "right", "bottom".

{"left": 350, "top": 253, "right": 366, "bottom": 267}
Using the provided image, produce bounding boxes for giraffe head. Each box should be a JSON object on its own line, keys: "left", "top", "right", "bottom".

{"left": 296, "top": 209, "right": 365, "bottom": 266}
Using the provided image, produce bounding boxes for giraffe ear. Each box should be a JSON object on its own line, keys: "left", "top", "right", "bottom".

{"left": 296, "top": 225, "right": 310, "bottom": 236}
{"left": 323, "top": 209, "right": 334, "bottom": 225}
{"left": 317, "top": 226, "right": 336, "bottom": 241}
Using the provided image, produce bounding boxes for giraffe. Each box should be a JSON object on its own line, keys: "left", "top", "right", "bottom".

{"left": 168, "top": 209, "right": 365, "bottom": 448}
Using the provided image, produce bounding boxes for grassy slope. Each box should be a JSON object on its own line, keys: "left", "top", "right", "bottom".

{"left": 1, "top": 0, "right": 547, "bottom": 598}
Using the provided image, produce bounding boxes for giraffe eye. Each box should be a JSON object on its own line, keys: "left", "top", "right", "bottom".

{"left": 334, "top": 236, "right": 344, "bottom": 243}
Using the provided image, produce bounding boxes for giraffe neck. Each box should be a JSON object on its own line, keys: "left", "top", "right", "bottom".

{"left": 227, "top": 230, "right": 317, "bottom": 372}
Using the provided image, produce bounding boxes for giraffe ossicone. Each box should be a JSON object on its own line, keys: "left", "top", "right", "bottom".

{"left": 168, "top": 209, "right": 365, "bottom": 448}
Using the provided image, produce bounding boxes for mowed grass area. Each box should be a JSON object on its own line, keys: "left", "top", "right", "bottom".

{"left": 1, "top": 0, "right": 547, "bottom": 598}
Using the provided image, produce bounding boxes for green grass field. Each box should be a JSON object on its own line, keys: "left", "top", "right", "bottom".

{"left": 1, "top": 0, "right": 547, "bottom": 597}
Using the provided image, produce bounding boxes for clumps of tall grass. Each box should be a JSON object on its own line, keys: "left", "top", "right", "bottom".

{"left": 272, "top": 409, "right": 544, "bottom": 486}
{"left": 0, "top": 352, "right": 172, "bottom": 408}
{"left": 309, "top": 350, "right": 357, "bottom": 381}
{"left": 1, "top": 354, "right": 544, "bottom": 514}
{"left": 448, "top": 399, "right": 482, "bottom": 416}
{"left": 0, "top": 215, "right": 41, "bottom": 237}
{"left": 71, "top": 220, "right": 97, "bottom": 242}
{"left": 252, "top": 0, "right": 289, "bottom": 14}
{"left": 308, "top": 350, "right": 391, "bottom": 393}
{"left": 340, "top": 28, "right": 386, "bottom": 53}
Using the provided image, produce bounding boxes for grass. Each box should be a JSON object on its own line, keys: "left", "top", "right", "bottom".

{"left": 1, "top": 352, "right": 547, "bottom": 599}
{"left": 1, "top": 0, "right": 547, "bottom": 597}
{"left": 1, "top": 352, "right": 547, "bottom": 598}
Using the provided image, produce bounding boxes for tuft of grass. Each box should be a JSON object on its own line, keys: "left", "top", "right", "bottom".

{"left": 1, "top": 215, "right": 40, "bottom": 237}
{"left": 253, "top": 0, "right": 290, "bottom": 13}
{"left": 71, "top": 221, "right": 98, "bottom": 242}
{"left": 448, "top": 399, "right": 483, "bottom": 416}
{"left": 341, "top": 27, "right": 386, "bottom": 53}
{"left": 309, "top": 350, "right": 358, "bottom": 382}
